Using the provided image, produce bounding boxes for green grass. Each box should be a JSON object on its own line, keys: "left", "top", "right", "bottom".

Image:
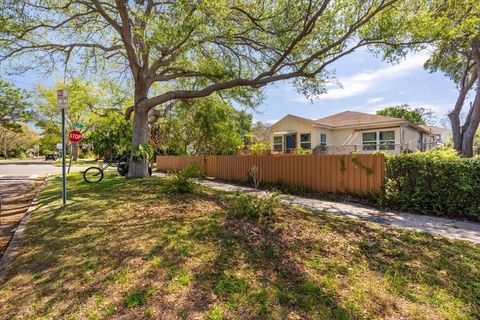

{"left": 53, "top": 159, "right": 97, "bottom": 167}
{"left": 0, "top": 173, "right": 479, "bottom": 319}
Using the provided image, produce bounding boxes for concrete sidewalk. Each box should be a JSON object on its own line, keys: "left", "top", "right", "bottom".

{"left": 154, "top": 173, "right": 480, "bottom": 244}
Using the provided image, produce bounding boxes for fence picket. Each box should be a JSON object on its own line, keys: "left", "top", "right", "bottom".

{"left": 156, "top": 154, "right": 385, "bottom": 195}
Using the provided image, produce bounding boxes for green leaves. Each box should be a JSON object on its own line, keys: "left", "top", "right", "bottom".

{"left": 383, "top": 150, "right": 480, "bottom": 219}
{"left": 87, "top": 112, "right": 132, "bottom": 159}
{"left": 377, "top": 104, "right": 433, "bottom": 125}
{"left": 132, "top": 143, "right": 154, "bottom": 162}
{"left": 0, "top": 79, "right": 32, "bottom": 132}
{"left": 152, "top": 96, "right": 251, "bottom": 156}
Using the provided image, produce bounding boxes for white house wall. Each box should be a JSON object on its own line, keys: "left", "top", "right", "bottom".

{"left": 269, "top": 116, "right": 435, "bottom": 154}
{"left": 269, "top": 117, "right": 319, "bottom": 152}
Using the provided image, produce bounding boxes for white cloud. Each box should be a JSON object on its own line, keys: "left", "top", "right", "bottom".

{"left": 293, "top": 52, "right": 429, "bottom": 102}
{"left": 366, "top": 97, "right": 384, "bottom": 104}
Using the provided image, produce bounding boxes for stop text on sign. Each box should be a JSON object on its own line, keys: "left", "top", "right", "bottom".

{"left": 68, "top": 130, "right": 83, "bottom": 143}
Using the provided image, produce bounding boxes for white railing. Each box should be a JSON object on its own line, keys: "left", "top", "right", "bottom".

{"left": 313, "top": 143, "right": 438, "bottom": 154}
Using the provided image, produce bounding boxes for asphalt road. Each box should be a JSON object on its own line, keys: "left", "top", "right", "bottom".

{"left": 0, "top": 163, "right": 85, "bottom": 178}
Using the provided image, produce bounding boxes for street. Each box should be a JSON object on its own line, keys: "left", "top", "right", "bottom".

{"left": 0, "top": 162, "right": 85, "bottom": 178}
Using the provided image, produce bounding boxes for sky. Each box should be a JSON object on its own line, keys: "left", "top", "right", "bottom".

{"left": 253, "top": 49, "right": 461, "bottom": 127}
{"left": 4, "top": 48, "right": 464, "bottom": 128}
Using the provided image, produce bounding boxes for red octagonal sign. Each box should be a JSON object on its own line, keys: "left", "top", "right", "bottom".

{"left": 68, "top": 130, "right": 83, "bottom": 143}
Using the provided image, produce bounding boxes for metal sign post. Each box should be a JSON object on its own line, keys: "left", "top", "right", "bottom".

{"left": 57, "top": 89, "right": 68, "bottom": 205}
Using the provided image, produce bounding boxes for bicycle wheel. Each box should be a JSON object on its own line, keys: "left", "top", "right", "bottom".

{"left": 83, "top": 167, "right": 104, "bottom": 183}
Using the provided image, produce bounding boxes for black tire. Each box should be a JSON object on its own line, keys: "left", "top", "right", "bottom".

{"left": 83, "top": 167, "right": 104, "bottom": 183}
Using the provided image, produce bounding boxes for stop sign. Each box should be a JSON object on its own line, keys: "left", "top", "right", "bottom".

{"left": 68, "top": 130, "right": 83, "bottom": 143}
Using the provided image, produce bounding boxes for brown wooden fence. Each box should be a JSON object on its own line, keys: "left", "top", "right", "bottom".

{"left": 156, "top": 154, "right": 385, "bottom": 195}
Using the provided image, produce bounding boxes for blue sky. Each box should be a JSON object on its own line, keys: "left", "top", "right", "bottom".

{"left": 255, "top": 50, "right": 460, "bottom": 127}
{"left": 5, "top": 49, "right": 462, "bottom": 128}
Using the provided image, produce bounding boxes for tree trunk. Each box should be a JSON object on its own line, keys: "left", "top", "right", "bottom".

{"left": 127, "top": 106, "right": 150, "bottom": 178}
{"left": 462, "top": 40, "right": 480, "bottom": 156}
{"left": 72, "top": 143, "right": 79, "bottom": 161}
{"left": 449, "top": 86, "right": 473, "bottom": 152}
{"left": 3, "top": 134, "right": 7, "bottom": 159}
{"left": 460, "top": 90, "right": 480, "bottom": 157}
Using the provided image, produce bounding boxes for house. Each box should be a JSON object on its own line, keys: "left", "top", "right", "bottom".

{"left": 419, "top": 125, "right": 452, "bottom": 146}
{"left": 269, "top": 111, "right": 444, "bottom": 155}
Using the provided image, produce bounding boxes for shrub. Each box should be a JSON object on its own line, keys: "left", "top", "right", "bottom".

{"left": 292, "top": 147, "right": 309, "bottom": 155}
{"left": 181, "top": 163, "right": 204, "bottom": 179}
{"left": 247, "top": 142, "right": 270, "bottom": 155}
{"left": 229, "top": 192, "right": 281, "bottom": 221}
{"left": 163, "top": 163, "right": 203, "bottom": 193}
{"left": 382, "top": 150, "right": 480, "bottom": 220}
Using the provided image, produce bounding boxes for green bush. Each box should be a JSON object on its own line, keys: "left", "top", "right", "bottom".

{"left": 181, "top": 163, "right": 204, "bottom": 179}
{"left": 229, "top": 192, "right": 281, "bottom": 221}
{"left": 382, "top": 149, "right": 480, "bottom": 220}
{"left": 163, "top": 163, "right": 203, "bottom": 193}
{"left": 247, "top": 142, "right": 270, "bottom": 155}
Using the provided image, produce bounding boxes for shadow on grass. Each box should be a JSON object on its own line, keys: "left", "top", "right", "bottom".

{"left": 0, "top": 173, "right": 478, "bottom": 319}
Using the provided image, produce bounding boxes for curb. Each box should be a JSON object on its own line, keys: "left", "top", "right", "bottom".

{"left": 0, "top": 177, "right": 49, "bottom": 280}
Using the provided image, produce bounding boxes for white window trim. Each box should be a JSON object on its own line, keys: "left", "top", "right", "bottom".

{"left": 320, "top": 133, "right": 327, "bottom": 145}
{"left": 273, "top": 135, "right": 283, "bottom": 151}
{"left": 362, "top": 130, "right": 396, "bottom": 151}
{"left": 299, "top": 133, "right": 311, "bottom": 149}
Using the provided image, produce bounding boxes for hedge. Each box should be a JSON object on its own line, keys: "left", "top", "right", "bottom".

{"left": 382, "top": 150, "right": 480, "bottom": 220}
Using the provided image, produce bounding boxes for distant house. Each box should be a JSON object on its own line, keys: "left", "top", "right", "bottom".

{"left": 419, "top": 125, "right": 452, "bottom": 146}
{"left": 269, "top": 111, "right": 448, "bottom": 155}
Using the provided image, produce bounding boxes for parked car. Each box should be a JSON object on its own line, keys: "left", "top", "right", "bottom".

{"left": 45, "top": 153, "right": 58, "bottom": 161}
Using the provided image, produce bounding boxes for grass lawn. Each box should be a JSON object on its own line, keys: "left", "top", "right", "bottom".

{"left": 53, "top": 159, "right": 97, "bottom": 167}
{"left": 0, "top": 173, "right": 479, "bottom": 320}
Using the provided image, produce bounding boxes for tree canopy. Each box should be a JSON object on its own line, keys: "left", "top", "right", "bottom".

{"left": 0, "top": 78, "right": 31, "bottom": 131}
{"left": 0, "top": 0, "right": 420, "bottom": 176}
{"left": 376, "top": 104, "right": 434, "bottom": 125}
{"left": 87, "top": 112, "right": 132, "bottom": 159}
{"left": 0, "top": 123, "right": 39, "bottom": 158}
{"left": 151, "top": 97, "right": 251, "bottom": 156}
{"left": 422, "top": 0, "right": 480, "bottom": 156}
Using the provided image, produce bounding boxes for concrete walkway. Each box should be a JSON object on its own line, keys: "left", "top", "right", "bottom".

{"left": 154, "top": 173, "right": 480, "bottom": 244}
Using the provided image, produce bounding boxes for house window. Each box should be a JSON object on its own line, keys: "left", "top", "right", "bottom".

{"left": 273, "top": 136, "right": 282, "bottom": 151}
{"left": 379, "top": 131, "right": 395, "bottom": 150}
{"left": 320, "top": 133, "right": 327, "bottom": 145}
{"left": 363, "top": 130, "right": 396, "bottom": 151}
{"left": 362, "top": 132, "right": 377, "bottom": 151}
{"left": 300, "top": 133, "right": 311, "bottom": 149}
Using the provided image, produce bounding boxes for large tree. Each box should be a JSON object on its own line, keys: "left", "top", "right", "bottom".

{"left": 0, "top": 78, "right": 31, "bottom": 131}
{"left": 151, "top": 97, "right": 250, "bottom": 155}
{"left": 1, "top": 0, "right": 415, "bottom": 177}
{"left": 34, "top": 79, "right": 131, "bottom": 159}
{"left": 87, "top": 112, "right": 132, "bottom": 159}
{"left": 377, "top": 104, "right": 434, "bottom": 125}
{"left": 0, "top": 123, "right": 39, "bottom": 159}
{"left": 413, "top": 0, "right": 480, "bottom": 156}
